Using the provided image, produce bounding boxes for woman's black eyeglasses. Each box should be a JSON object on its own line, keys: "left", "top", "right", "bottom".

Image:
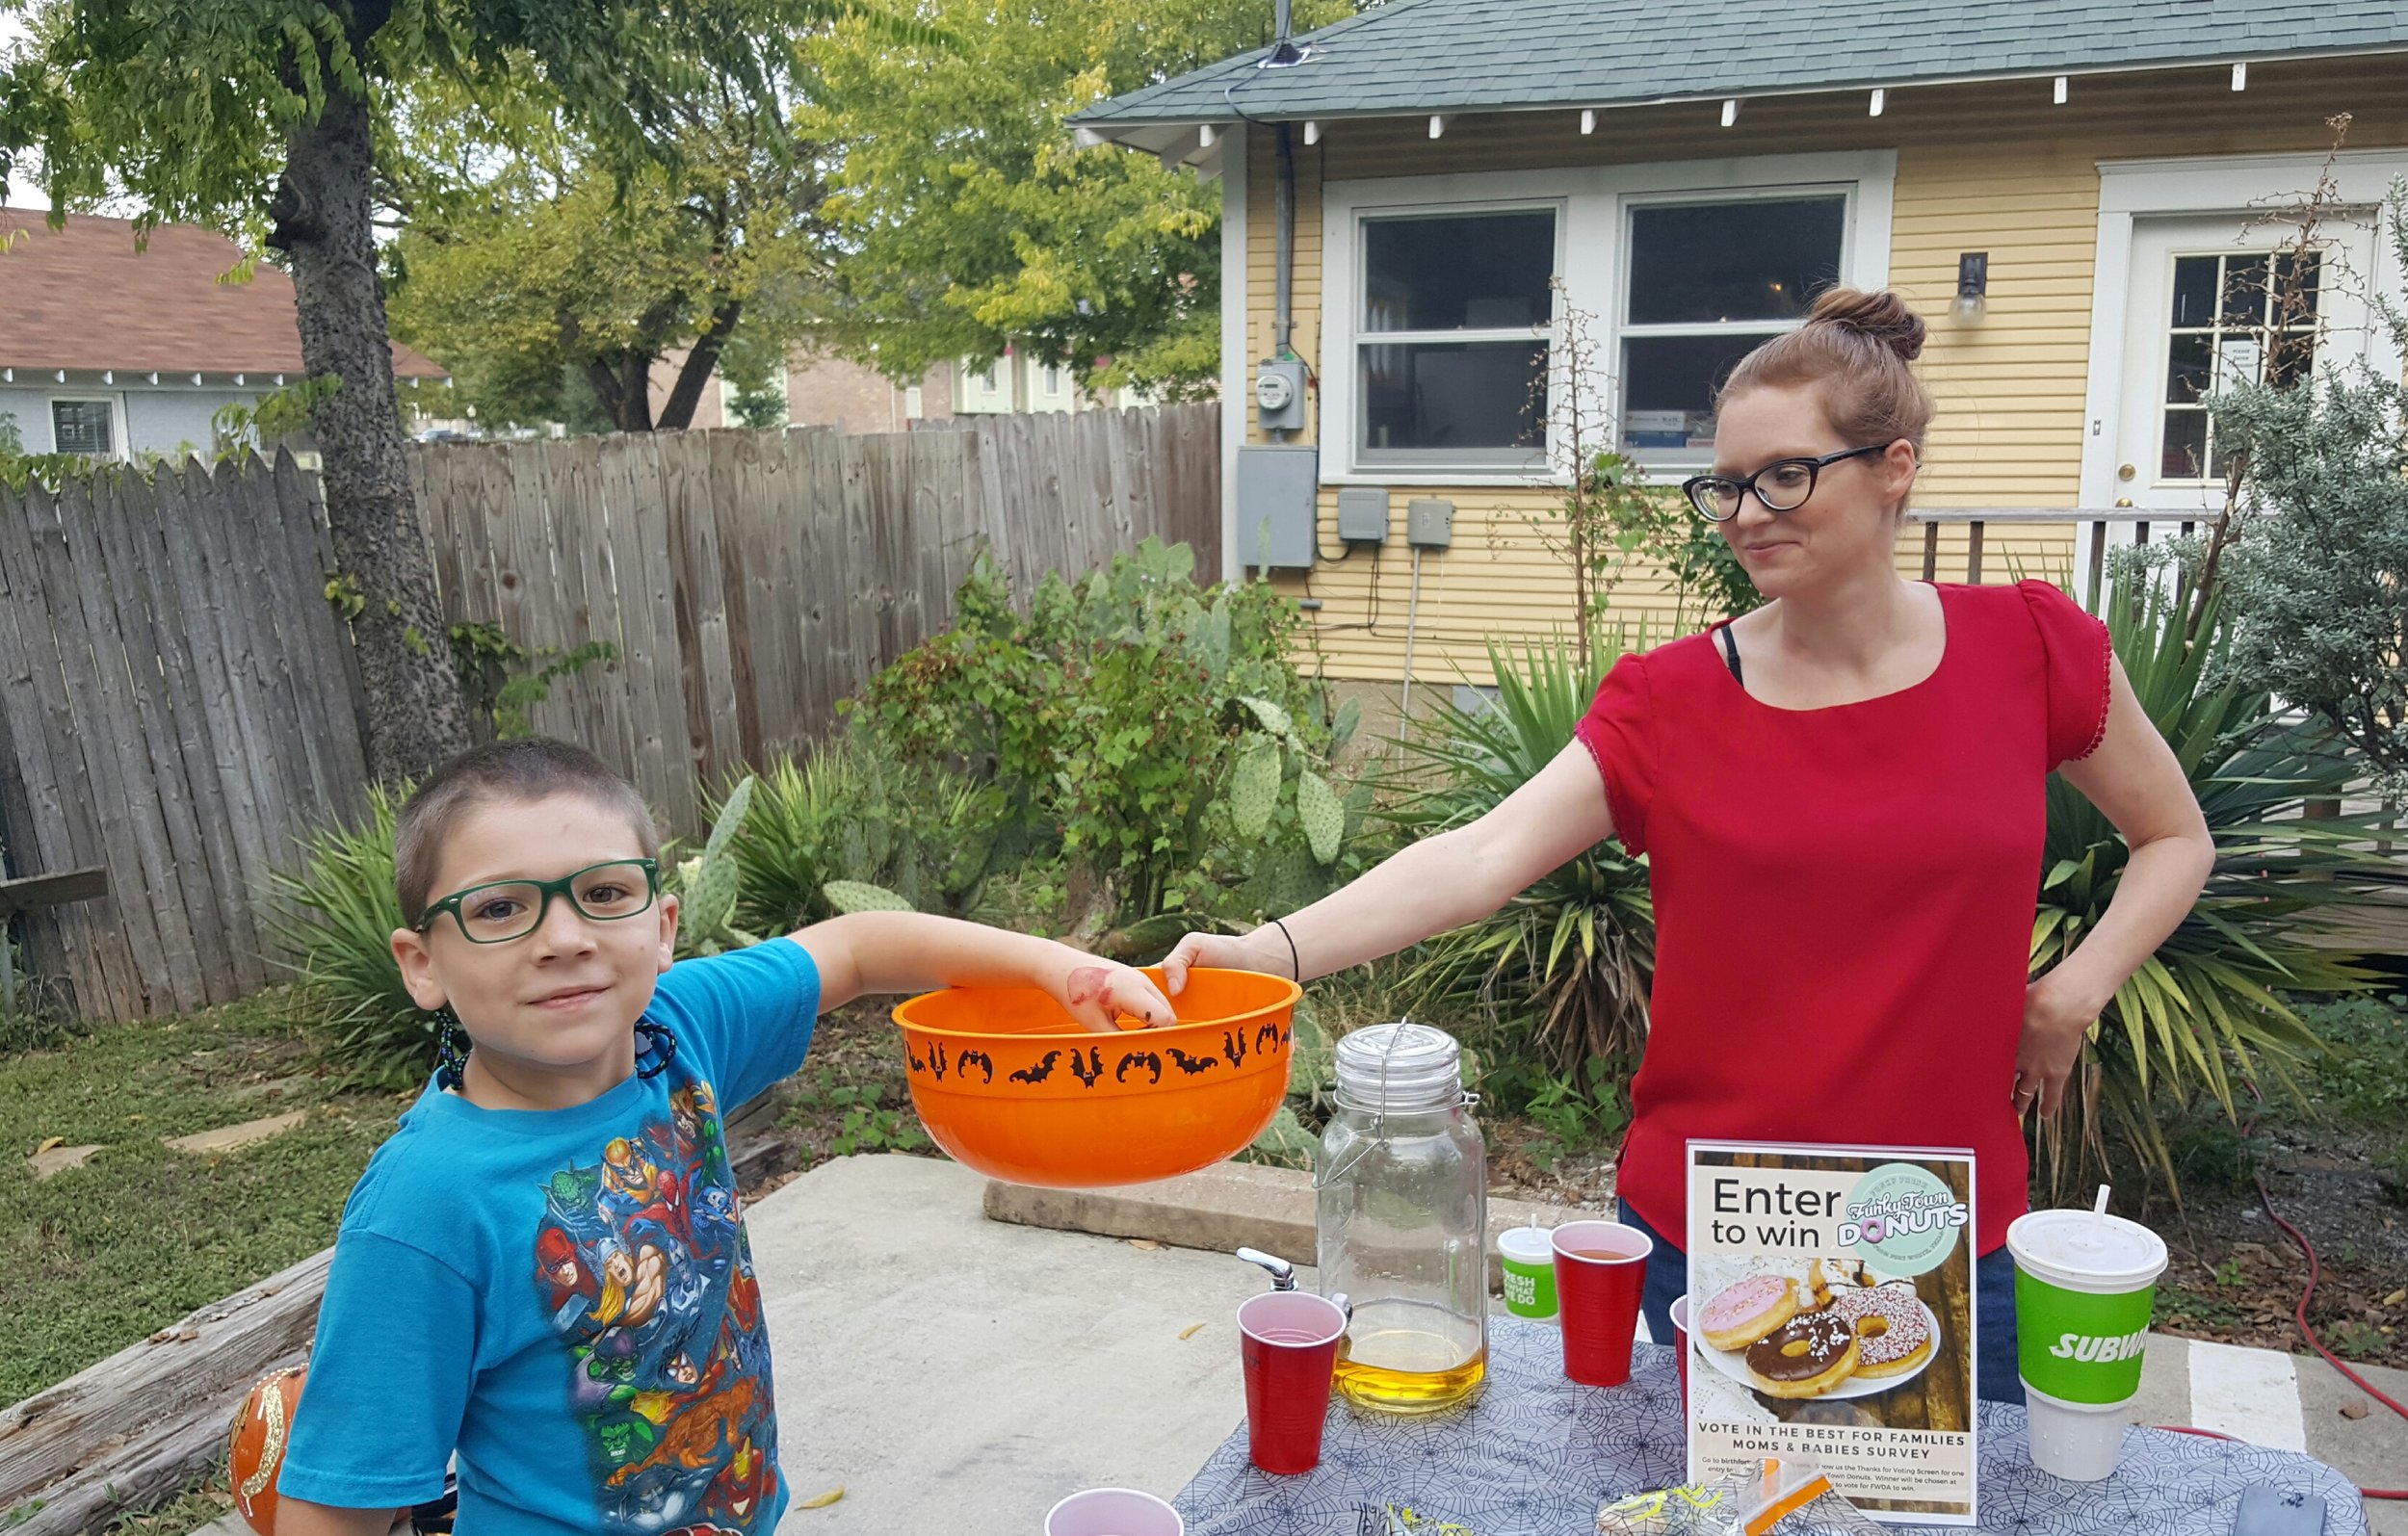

{"left": 1681, "top": 444, "right": 1894, "bottom": 523}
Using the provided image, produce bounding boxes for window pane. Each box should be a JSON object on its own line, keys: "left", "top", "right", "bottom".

{"left": 51, "top": 401, "right": 112, "bottom": 456}
{"left": 1618, "top": 332, "right": 1768, "bottom": 450}
{"left": 2160, "top": 408, "right": 2208, "bottom": 480}
{"left": 2268, "top": 329, "right": 2317, "bottom": 390}
{"left": 1626, "top": 198, "right": 1845, "bottom": 325}
{"left": 2169, "top": 257, "right": 2219, "bottom": 328}
{"left": 1362, "top": 212, "right": 1556, "bottom": 332}
{"left": 2164, "top": 332, "right": 2212, "bottom": 404}
{"left": 2273, "top": 250, "right": 2321, "bottom": 320}
{"left": 2220, "top": 256, "right": 2269, "bottom": 327}
{"left": 1359, "top": 340, "right": 1547, "bottom": 454}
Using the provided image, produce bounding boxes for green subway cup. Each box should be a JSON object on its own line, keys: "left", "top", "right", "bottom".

{"left": 1498, "top": 1224, "right": 1557, "bottom": 1319}
{"left": 2006, "top": 1208, "right": 2169, "bottom": 1481}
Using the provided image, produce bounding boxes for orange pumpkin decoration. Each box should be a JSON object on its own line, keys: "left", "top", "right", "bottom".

{"left": 227, "top": 1366, "right": 307, "bottom": 1535}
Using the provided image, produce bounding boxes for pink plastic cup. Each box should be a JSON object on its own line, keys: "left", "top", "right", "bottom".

{"left": 1553, "top": 1219, "right": 1654, "bottom": 1387}
{"left": 1669, "top": 1293, "right": 1692, "bottom": 1407}
{"left": 1238, "top": 1290, "right": 1347, "bottom": 1474}
{"left": 1044, "top": 1487, "right": 1184, "bottom": 1536}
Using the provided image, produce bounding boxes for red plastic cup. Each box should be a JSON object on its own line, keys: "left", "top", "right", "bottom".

{"left": 1553, "top": 1219, "right": 1653, "bottom": 1387}
{"left": 1238, "top": 1291, "right": 1346, "bottom": 1474}
{"left": 1668, "top": 1293, "right": 1692, "bottom": 1407}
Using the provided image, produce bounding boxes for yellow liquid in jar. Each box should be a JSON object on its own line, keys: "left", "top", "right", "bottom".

{"left": 1332, "top": 1325, "right": 1487, "bottom": 1413}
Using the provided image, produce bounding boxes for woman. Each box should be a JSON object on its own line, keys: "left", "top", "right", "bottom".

{"left": 1163, "top": 288, "right": 2213, "bottom": 1404}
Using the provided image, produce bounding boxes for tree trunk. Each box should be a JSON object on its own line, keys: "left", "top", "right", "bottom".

{"left": 586, "top": 353, "right": 658, "bottom": 432}
{"left": 271, "top": 78, "right": 470, "bottom": 784}
{"left": 657, "top": 299, "right": 744, "bottom": 430}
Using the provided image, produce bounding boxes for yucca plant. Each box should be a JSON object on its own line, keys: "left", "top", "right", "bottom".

{"left": 1385, "top": 628, "right": 1658, "bottom": 1107}
{"left": 267, "top": 784, "right": 430, "bottom": 1087}
{"left": 2032, "top": 565, "right": 2383, "bottom": 1200}
{"left": 724, "top": 737, "right": 1007, "bottom": 932}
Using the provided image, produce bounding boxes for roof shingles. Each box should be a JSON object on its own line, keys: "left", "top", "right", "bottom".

{"left": 0, "top": 212, "right": 445, "bottom": 379}
{"left": 1078, "top": 0, "right": 2408, "bottom": 123}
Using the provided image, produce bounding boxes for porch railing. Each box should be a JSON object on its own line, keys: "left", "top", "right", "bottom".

{"left": 1905, "top": 508, "right": 2210, "bottom": 611}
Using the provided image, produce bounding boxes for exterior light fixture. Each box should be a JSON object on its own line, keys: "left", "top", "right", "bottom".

{"left": 1955, "top": 252, "right": 1989, "bottom": 320}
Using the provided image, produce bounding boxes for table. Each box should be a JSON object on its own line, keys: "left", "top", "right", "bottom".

{"left": 1173, "top": 1317, "right": 2370, "bottom": 1536}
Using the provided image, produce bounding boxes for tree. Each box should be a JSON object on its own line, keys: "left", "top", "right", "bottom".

{"left": 0, "top": 0, "right": 804, "bottom": 781}
{"left": 388, "top": 97, "right": 826, "bottom": 434}
{"left": 2209, "top": 180, "right": 2408, "bottom": 800}
{"left": 800, "top": 0, "right": 1348, "bottom": 400}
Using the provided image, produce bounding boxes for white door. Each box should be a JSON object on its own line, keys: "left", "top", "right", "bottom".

{"left": 2088, "top": 210, "right": 2382, "bottom": 588}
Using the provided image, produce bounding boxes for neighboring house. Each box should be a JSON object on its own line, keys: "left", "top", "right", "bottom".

{"left": 951, "top": 349, "right": 1154, "bottom": 417}
{"left": 673, "top": 345, "right": 1150, "bottom": 432}
{"left": 1073, "top": 0, "right": 2408, "bottom": 698}
{"left": 0, "top": 211, "right": 447, "bottom": 462}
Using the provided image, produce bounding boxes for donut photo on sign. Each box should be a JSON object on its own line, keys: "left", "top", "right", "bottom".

{"left": 1684, "top": 1142, "right": 1979, "bottom": 1526}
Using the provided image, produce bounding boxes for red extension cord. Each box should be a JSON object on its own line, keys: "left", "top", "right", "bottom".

{"left": 2213, "top": 1088, "right": 2408, "bottom": 1501}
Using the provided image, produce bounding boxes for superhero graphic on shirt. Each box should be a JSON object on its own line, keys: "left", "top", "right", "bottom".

{"left": 533, "top": 1069, "right": 778, "bottom": 1534}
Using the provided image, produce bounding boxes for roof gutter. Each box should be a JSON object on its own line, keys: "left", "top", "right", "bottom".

{"left": 1071, "top": 40, "right": 2408, "bottom": 140}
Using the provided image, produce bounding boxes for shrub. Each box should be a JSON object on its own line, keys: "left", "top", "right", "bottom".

{"left": 267, "top": 784, "right": 429, "bottom": 1087}
{"left": 724, "top": 737, "right": 1007, "bottom": 931}
{"left": 1383, "top": 631, "right": 1656, "bottom": 1114}
{"left": 848, "top": 538, "right": 1371, "bottom": 948}
{"left": 2031, "top": 563, "right": 2384, "bottom": 1200}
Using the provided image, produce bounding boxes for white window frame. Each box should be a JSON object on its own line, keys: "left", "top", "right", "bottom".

{"left": 1317, "top": 150, "right": 1896, "bottom": 485}
{"left": 46, "top": 393, "right": 128, "bottom": 459}
{"left": 1352, "top": 198, "right": 1567, "bottom": 472}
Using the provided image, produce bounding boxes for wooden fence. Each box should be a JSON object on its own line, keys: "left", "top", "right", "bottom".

{"left": 0, "top": 452, "right": 369, "bottom": 1022}
{"left": 412, "top": 405, "right": 1220, "bottom": 835}
{"left": 0, "top": 406, "right": 1218, "bottom": 1021}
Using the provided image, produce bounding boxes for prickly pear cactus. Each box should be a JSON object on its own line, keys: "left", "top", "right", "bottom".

{"left": 823, "top": 879, "right": 914, "bottom": 914}
{"left": 1331, "top": 695, "right": 1362, "bottom": 751}
{"left": 1242, "top": 1105, "right": 1319, "bottom": 1171}
{"left": 674, "top": 775, "right": 759, "bottom": 956}
{"left": 1236, "top": 695, "right": 1294, "bottom": 738}
{"left": 681, "top": 847, "right": 741, "bottom": 937}
{"left": 1296, "top": 768, "right": 1344, "bottom": 865}
{"left": 1228, "top": 733, "right": 1282, "bottom": 839}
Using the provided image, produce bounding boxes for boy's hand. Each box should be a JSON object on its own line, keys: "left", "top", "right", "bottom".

{"left": 1053, "top": 959, "right": 1178, "bottom": 1032}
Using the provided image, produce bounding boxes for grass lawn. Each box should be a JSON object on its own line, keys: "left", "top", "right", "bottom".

{"left": 0, "top": 989, "right": 402, "bottom": 1405}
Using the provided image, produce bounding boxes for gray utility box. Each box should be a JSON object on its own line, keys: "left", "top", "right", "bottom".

{"left": 1235, "top": 444, "right": 1320, "bottom": 569}
{"left": 1407, "top": 497, "right": 1455, "bottom": 549}
{"left": 1336, "top": 486, "right": 1390, "bottom": 543}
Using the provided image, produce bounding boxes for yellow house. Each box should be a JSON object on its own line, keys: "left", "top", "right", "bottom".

{"left": 1074, "top": 1, "right": 2408, "bottom": 703}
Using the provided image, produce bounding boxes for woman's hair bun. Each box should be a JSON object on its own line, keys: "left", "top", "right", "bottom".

{"left": 1806, "top": 287, "right": 1926, "bottom": 363}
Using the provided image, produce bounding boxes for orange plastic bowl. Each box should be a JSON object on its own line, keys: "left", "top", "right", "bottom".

{"left": 891, "top": 967, "right": 1301, "bottom": 1188}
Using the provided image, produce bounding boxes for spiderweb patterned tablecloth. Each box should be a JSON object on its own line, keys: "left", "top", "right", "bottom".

{"left": 1172, "top": 1316, "right": 2369, "bottom": 1536}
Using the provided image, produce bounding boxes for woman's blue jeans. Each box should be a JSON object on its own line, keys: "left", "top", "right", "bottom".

{"left": 1616, "top": 1200, "right": 2026, "bottom": 1405}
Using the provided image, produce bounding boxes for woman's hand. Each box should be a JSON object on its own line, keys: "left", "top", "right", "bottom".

{"left": 1161, "top": 926, "right": 1292, "bottom": 997}
{"left": 2014, "top": 974, "right": 2100, "bottom": 1118}
{"left": 1048, "top": 956, "right": 1178, "bottom": 1033}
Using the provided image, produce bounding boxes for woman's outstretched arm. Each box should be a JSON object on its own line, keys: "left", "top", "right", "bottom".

{"left": 1162, "top": 739, "right": 1615, "bottom": 993}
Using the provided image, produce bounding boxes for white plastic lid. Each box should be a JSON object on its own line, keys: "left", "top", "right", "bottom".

{"left": 2006, "top": 1209, "right": 2168, "bottom": 1292}
{"left": 1496, "top": 1225, "right": 1553, "bottom": 1262}
{"left": 1333, "top": 1022, "right": 1462, "bottom": 1112}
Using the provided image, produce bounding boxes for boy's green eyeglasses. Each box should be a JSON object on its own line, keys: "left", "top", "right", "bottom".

{"left": 416, "top": 858, "right": 662, "bottom": 944}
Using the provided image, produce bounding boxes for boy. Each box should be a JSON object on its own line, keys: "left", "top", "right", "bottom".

{"left": 275, "top": 739, "right": 1174, "bottom": 1536}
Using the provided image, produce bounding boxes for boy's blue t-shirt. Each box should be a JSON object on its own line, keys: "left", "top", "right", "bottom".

{"left": 278, "top": 939, "right": 821, "bottom": 1536}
